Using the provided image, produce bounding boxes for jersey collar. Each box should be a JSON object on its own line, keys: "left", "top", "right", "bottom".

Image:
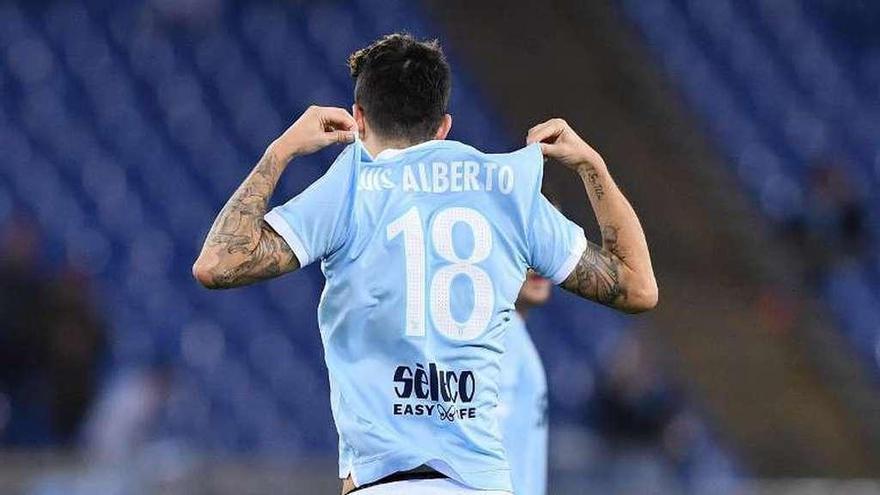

{"left": 361, "top": 139, "right": 443, "bottom": 162}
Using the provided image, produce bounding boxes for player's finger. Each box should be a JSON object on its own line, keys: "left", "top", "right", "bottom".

{"left": 538, "top": 142, "right": 560, "bottom": 157}
{"left": 527, "top": 120, "right": 565, "bottom": 145}
{"left": 526, "top": 120, "right": 554, "bottom": 143}
{"left": 321, "top": 107, "right": 358, "bottom": 131}
{"left": 328, "top": 129, "right": 356, "bottom": 145}
{"left": 526, "top": 118, "right": 566, "bottom": 142}
{"left": 527, "top": 119, "right": 556, "bottom": 135}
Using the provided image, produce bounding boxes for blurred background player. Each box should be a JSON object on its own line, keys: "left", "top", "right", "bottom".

{"left": 498, "top": 270, "right": 550, "bottom": 495}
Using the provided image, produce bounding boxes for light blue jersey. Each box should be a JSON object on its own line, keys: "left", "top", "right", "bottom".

{"left": 498, "top": 313, "right": 548, "bottom": 495}
{"left": 264, "top": 139, "right": 585, "bottom": 492}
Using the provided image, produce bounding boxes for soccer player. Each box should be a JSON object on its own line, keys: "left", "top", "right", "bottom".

{"left": 499, "top": 271, "right": 551, "bottom": 495}
{"left": 193, "top": 34, "right": 657, "bottom": 495}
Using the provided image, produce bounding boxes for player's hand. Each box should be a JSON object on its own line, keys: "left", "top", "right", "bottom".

{"left": 271, "top": 106, "right": 358, "bottom": 161}
{"left": 526, "top": 118, "right": 604, "bottom": 171}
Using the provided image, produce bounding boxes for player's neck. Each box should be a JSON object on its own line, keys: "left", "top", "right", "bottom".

{"left": 515, "top": 304, "right": 529, "bottom": 319}
{"left": 362, "top": 135, "right": 427, "bottom": 159}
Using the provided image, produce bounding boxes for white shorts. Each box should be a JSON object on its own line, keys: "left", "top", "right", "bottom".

{"left": 356, "top": 478, "right": 510, "bottom": 494}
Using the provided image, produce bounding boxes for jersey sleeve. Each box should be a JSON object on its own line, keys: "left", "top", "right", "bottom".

{"left": 515, "top": 143, "right": 587, "bottom": 284}
{"left": 263, "top": 147, "right": 355, "bottom": 267}
{"left": 527, "top": 193, "right": 587, "bottom": 284}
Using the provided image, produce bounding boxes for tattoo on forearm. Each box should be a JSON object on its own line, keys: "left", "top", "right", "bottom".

{"left": 200, "top": 151, "right": 299, "bottom": 287}
{"left": 580, "top": 166, "right": 605, "bottom": 200}
{"left": 561, "top": 241, "right": 625, "bottom": 306}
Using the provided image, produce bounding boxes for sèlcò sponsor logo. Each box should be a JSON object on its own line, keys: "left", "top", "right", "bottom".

{"left": 392, "top": 362, "right": 477, "bottom": 422}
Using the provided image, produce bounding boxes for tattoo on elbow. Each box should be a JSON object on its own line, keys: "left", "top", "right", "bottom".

{"left": 207, "top": 256, "right": 284, "bottom": 288}
{"left": 207, "top": 232, "right": 256, "bottom": 255}
{"left": 601, "top": 225, "right": 626, "bottom": 261}
{"left": 201, "top": 228, "right": 296, "bottom": 288}
{"left": 564, "top": 245, "right": 626, "bottom": 305}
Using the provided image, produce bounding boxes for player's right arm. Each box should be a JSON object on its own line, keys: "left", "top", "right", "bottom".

{"left": 192, "top": 106, "right": 357, "bottom": 289}
{"left": 527, "top": 119, "right": 658, "bottom": 313}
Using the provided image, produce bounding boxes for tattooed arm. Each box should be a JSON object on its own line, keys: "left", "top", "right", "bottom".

{"left": 527, "top": 119, "right": 658, "bottom": 313}
{"left": 193, "top": 106, "right": 357, "bottom": 289}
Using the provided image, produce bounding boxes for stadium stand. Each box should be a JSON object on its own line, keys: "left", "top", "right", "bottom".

{"left": 622, "top": 0, "right": 880, "bottom": 385}
{"left": 0, "top": 0, "right": 663, "bottom": 460}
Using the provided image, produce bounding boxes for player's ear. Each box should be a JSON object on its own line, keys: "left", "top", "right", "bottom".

{"left": 353, "top": 103, "right": 367, "bottom": 139}
{"left": 434, "top": 114, "right": 452, "bottom": 140}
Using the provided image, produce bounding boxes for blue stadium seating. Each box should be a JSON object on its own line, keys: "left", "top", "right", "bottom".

{"left": 623, "top": 0, "right": 880, "bottom": 381}
{"left": 0, "top": 0, "right": 640, "bottom": 455}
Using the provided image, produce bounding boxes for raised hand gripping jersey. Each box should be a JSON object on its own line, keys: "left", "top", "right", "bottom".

{"left": 264, "top": 139, "right": 585, "bottom": 492}
{"left": 498, "top": 313, "right": 548, "bottom": 495}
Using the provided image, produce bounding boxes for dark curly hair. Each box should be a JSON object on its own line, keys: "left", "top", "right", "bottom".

{"left": 348, "top": 33, "right": 451, "bottom": 143}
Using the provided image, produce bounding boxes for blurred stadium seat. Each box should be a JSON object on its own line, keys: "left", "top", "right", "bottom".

{"left": 624, "top": 0, "right": 880, "bottom": 382}
{"left": 0, "top": 0, "right": 671, "bottom": 463}
{"left": 11, "top": 0, "right": 880, "bottom": 492}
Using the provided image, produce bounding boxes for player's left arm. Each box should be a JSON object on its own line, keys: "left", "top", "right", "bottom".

{"left": 528, "top": 118, "right": 658, "bottom": 313}
{"left": 192, "top": 106, "right": 357, "bottom": 289}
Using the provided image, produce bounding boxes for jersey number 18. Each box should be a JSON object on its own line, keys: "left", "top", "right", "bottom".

{"left": 386, "top": 206, "right": 495, "bottom": 341}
